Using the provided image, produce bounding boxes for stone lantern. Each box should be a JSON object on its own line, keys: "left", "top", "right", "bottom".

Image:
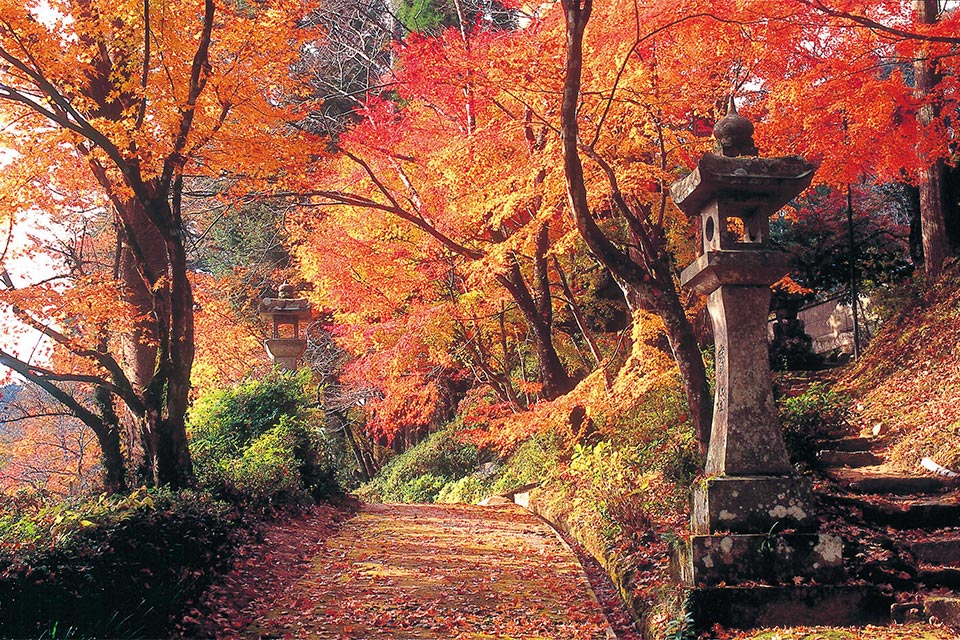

{"left": 259, "top": 283, "right": 312, "bottom": 371}
{"left": 667, "top": 103, "right": 877, "bottom": 626}
{"left": 673, "top": 102, "right": 816, "bottom": 480}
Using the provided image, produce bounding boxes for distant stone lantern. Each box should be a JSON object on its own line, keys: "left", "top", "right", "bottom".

{"left": 668, "top": 103, "right": 860, "bottom": 621}
{"left": 259, "top": 283, "right": 312, "bottom": 371}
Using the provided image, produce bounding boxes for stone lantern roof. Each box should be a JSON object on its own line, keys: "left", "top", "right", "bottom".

{"left": 670, "top": 153, "right": 817, "bottom": 221}
{"left": 671, "top": 102, "right": 819, "bottom": 295}
{"left": 671, "top": 100, "right": 817, "bottom": 221}
{"left": 259, "top": 297, "right": 312, "bottom": 320}
{"left": 259, "top": 283, "right": 311, "bottom": 323}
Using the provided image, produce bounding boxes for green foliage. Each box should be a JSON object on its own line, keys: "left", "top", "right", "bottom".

{"left": 219, "top": 416, "right": 304, "bottom": 502}
{"left": 0, "top": 488, "right": 245, "bottom": 638}
{"left": 397, "top": 473, "right": 452, "bottom": 503}
{"left": 189, "top": 371, "right": 309, "bottom": 459}
{"left": 396, "top": 0, "right": 448, "bottom": 33}
{"left": 362, "top": 428, "right": 480, "bottom": 503}
{"left": 779, "top": 383, "right": 852, "bottom": 466}
{"left": 664, "top": 609, "right": 696, "bottom": 640}
{"left": 189, "top": 371, "right": 340, "bottom": 507}
{"left": 597, "top": 382, "right": 700, "bottom": 486}
{"left": 567, "top": 440, "right": 672, "bottom": 539}
{"left": 489, "top": 430, "right": 563, "bottom": 495}
{"left": 436, "top": 474, "right": 489, "bottom": 504}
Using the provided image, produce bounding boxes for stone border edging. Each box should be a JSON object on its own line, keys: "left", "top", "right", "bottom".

{"left": 480, "top": 488, "right": 621, "bottom": 640}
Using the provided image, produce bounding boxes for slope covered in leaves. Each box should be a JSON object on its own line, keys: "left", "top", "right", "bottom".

{"left": 839, "top": 270, "right": 960, "bottom": 471}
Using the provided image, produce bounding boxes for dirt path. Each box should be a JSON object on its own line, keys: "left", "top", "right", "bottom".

{"left": 248, "top": 502, "right": 615, "bottom": 639}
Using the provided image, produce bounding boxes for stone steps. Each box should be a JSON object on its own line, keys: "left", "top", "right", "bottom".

{"left": 687, "top": 584, "right": 891, "bottom": 630}
{"left": 816, "top": 435, "right": 960, "bottom": 626}
{"left": 817, "top": 434, "right": 885, "bottom": 468}
{"left": 819, "top": 450, "right": 883, "bottom": 468}
{"left": 909, "top": 536, "right": 960, "bottom": 565}
{"left": 823, "top": 493, "right": 960, "bottom": 530}
{"left": 848, "top": 475, "right": 951, "bottom": 495}
{"left": 917, "top": 566, "right": 960, "bottom": 589}
{"left": 822, "top": 436, "right": 878, "bottom": 452}
{"left": 921, "top": 596, "right": 960, "bottom": 625}
{"left": 826, "top": 466, "right": 953, "bottom": 496}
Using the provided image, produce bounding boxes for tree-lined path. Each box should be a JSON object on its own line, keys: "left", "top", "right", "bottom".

{"left": 255, "top": 502, "right": 613, "bottom": 639}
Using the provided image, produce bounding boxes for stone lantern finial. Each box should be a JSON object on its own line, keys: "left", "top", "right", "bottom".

{"left": 713, "top": 96, "right": 758, "bottom": 158}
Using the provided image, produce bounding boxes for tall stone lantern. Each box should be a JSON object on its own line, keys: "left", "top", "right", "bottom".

{"left": 668, "top": 105, "right": 864, "bottom": 625}
{"left": 259, "top": 283, "right": 312, "bottom": 371}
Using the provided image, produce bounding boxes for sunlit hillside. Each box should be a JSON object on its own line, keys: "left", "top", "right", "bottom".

{"left": 840, "top": 269, "right": 960, "bottom": 472}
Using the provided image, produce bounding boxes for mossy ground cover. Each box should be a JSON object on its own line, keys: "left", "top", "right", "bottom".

{"left": 727, "top": 625, "right": 955, "bottom": 639}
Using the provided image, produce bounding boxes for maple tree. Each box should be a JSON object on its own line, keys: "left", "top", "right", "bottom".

{"left": 558, "top": 0, "right": 717, "bottom": 452}
{"left": 0, "top": 385, "right": 101, "bottom": 496}
{"left": 739, "top": 1, "right": 960, "bottom": 277}
{"left": 291, "top": 24, "right": 589, "bottom": 436}
{"left": 0, "top": 0, "right": 321, "bottom": 490}
{"left": 551, "top": 0, "right": 960, "bottom": 450}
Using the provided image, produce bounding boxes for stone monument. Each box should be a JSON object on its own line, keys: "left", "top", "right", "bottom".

{"left": 668, "top": 103, "right": 884, "bottom": 627}
{"left": 260, "top": 283, "right": 312, "bottom": 371}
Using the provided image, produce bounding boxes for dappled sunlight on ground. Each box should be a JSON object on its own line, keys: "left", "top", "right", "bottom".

{"left": 254, "top": 502, "right": 612, "bottom": 639}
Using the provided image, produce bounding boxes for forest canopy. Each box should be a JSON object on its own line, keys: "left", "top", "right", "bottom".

{"left": 0, "top": 0, "right": 957, "bottom": 491}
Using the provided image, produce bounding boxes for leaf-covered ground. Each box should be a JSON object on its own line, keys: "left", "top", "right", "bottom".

{"left": 174, "top": 502, "right": 356, "bottom": 638}
{"left": 173, "top": 499, "right": 960, "bottom": 639}
{"left": 840, "top": 273, "right": 960, "bottom": 471}
{"left": 250, "top": 502, "right": 613, "bottom": 638}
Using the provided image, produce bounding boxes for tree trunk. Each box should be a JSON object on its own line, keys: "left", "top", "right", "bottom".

{"left": 559, "top": 0, "right": 711, "bottom": 453}
{"left": 116, "top": 193, "right": 195, "bottom": 489}
{"left": 918, "top": 161, "right": 952, "bottom": 278}
{"left": 93, "top": 385, "right": 128, "bottom": 494}
{"left": 497, "top": 222, "right": 575, "bottom": 400}
{"left": 913, "top": 0, "right": 954, "bottom": 278}
{"left": 644, "top": 279, "right": 713, "bottom": 454}
{"left": 553, "top": 255, "right": 609, "bottom": 387}
{"left": 118, "top": 209, "right": 162, "bottom": 479}
{"left": 98, "top": 423, "right": 128, "bottom": 494}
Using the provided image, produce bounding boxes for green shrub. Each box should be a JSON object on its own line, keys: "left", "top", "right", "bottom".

{"left": 189, "top": 371, "right": 309, "bottom": 461}
{"left": 490, "top": 430, "right": 562, "bottom": 495}
{"left": 0, "top": 488, "right": 245, "bottom": 638}
{"left": 397, "top": 473, "right": 450, "bottom": 503}
{"left": 363, "top": 428, "right": 480, "bottom": 503}
{"left": 189, "top": 371, "right": 340, "bottom": 507}
{"left": 437, "top": 475, "right": 490, "bottom": 504}
{"left": 220, "top": 417, "right": 304, "bottom": 503}
{"left": 779, "top": 383, "right": 852, "bottom": 467}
